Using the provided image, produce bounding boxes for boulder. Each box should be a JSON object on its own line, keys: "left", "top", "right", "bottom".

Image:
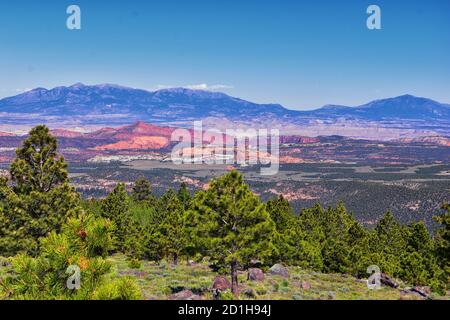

{"left": 380, "top": 273, "right": 398, "bottom": 288}
{"left": 212, "top": 276, "right": 231, "bottom": 291}
{"left": 169, "top": 289, "right": 202, "bottom": 300}
{"left": 212, "top": 276, "right": 231, "bottom": 300}
{"left": 247, "top": 268, "right": 265, "bottom": 281}
{"left": 408, "top": 287, "right": 431, "bottom": 299}
{"left": 268, "top": 264, "right": 289, "bottom": 277}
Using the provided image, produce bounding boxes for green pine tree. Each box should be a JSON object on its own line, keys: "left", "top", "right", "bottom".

{"left": 265, "top": 195, "right": 320, "bottom": 268}
{"left": 187, "top": 171, "right": 276, "bottom": 297}
{"left": 266, "top": 195, "right": 296, "bottom": 231}
{"left": 358, "top": 212, "right": 408, "bottom": 278}
{"left": 398, "top": 221, "right": 444, "bottom": 291}
{"left": 297, "top": 202, "right": 358, "bottom": 273}
{"left": 159, "top": 189, "right": 188, "bottom": 265}
{"left": 434, "top": 203, "right": 450, "bottom": 287}
{"left": 131, "top": 177, "right": 156, "bottom": 204}
{"left": 10, "top": 125, "right": 68, "bottom": 194}
{"left": 100, "top": 183, "right": 145, "bottom": 258}
{"left": 101, "top": 183, "right": 130, "bottom": 222}
{"left": 0, "top": 125, "right": 81, "bottom": 256}
{"left": 177, "top": 182, "right": 192, "bottom": 211}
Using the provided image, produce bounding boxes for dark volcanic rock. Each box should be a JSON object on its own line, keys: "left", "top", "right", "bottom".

{"left": 401, "top": 286, "right": 431, "bottom": 299}
{"left": 380, "top": 273, "right": 398, "bottom": 288}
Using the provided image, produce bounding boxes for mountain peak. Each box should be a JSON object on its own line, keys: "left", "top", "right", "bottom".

{"left": 387, "top": 94, "right": 416, "bottom": 100}
{"left": 131, "top": 121, "right": 155, "bottom": 130}
{"left": 70, "top": 82, "right": 85, "bottom": 88}
{"left": 361, "top": 94, "right": 440, "bottom": 107}
{"left": 29, "top": 87, "right": 47, "bottom": 92}
{"left": 390, "top": 94, "right": 432, "bottom": 102}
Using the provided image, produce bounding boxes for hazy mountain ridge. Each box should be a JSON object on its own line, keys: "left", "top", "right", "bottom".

{"left": 306, "top": 95, "right": 450, "bottom": 120}
{"left": 0, "top": 84, "right": 449, "bottom": 141}
{"left": 1, "top": 84, "right": 448, "bottom": 123}
{"left": 0, "top": 83, "right": 291, "bottom": 121}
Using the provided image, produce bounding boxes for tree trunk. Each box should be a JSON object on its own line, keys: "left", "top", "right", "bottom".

{"left": 231, "top": 259, "right": 239, "bottom": 298}
{"left": 173, "top": 253, "right": 178, "bottom": 266}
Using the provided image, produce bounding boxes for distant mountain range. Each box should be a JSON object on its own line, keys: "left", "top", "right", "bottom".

{"left": 0, "top": 83, "right": 449, "bottom": 138}
{"left": 303, "top": 94, "right": 450, "bottom": 121}
{"left": 0, "top": 83, "right": 290, "bottom": 123}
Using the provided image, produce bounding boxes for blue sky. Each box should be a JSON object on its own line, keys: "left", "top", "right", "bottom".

{"left": 0, "top": 0, "right": 449, "bottom": 109}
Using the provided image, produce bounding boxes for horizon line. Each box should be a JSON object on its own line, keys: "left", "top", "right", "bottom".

{"left": 1, "top": 82, "right": 447, "bottom": 112}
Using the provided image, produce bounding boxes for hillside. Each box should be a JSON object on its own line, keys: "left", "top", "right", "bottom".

{"left": 0, "top": 254, "right": 441, "bottom": 300}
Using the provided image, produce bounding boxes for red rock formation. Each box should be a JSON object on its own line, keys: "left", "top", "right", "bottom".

{"left": 94, "top": 136, "right": 169, "bottom": 151}
{"left": 0, "top": 132, "right": 16, "bottom": 137}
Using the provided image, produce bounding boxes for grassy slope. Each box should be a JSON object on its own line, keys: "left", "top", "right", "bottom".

{"left": 1, "top": 254, "right": 446, "bottom": 300}
{"left": 107, "top": 254, "right": 426, "bottom": 300}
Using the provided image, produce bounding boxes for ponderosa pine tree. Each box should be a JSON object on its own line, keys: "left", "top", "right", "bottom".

{"left": 265, "top": 195, "right": 320, "bottom": 268}
{"left": 131, "top": 177, "right": 155, "bottom": 204}
{"left": 320, "top": 203, "right": 358, "bottom": 273}
{"left": 158, "top": 189, "right": 187, "bottom": 265}
{"left": 398, "top": 221, "right": 444, "bottom": 291}
{"left": 346, "top": 221, "right": 370, "bottom": 277}
{"left": 10, "top": 125, "right": 68, "bottom": 194}
{"left": 297, "top": 203, "right": 359, "bottom": 273}
{"left": 177, "top": 182, "right": 192, "bottom": 211}
{"left": 187, "top": 170, "right": 276, "bottom": 297}
{"left": 371, "top": 212, "right": 407, "bottom": 276}
{"left": 434, "top": 203, "right": 450, "bottom": 286}
{"left": 266, "top": 195, "right": 296, "bottom": 231}
{"left": 0, "top": 125, "right": 81, "bottom": 256}
{"left": 101, "top": 183, "right": 130, "bottom": 222}
{"left": 101, "top": 183, "right": 145, "bottom": 258}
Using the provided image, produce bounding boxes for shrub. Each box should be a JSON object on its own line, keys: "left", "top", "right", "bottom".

{"left": 0, "top": 213, "right": 141, "bottom": 300}
{"left": 128, "top": 258, "right": 142, "bottom": 269}
{"left": 219, "top": 290, "right": 235, "bottom": 300}
{"left": 93, "top": 277, "right": 141, "bottom": 300}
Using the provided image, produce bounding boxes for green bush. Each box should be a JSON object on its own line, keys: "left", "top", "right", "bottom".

{"left": 0, "top": 213, "right": 141, "bottom": 300}
{"left": 219, "top": 290, "right": 235, "bottom": 300}
{"left": 128, "top": 258, "right": 142, "bottom": 269}
{"left": 93, "top": 277, "right": 141, "bottom": 300}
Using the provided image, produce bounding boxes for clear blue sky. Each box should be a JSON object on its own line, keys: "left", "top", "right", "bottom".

{"left": 0, "top": 0, "right": 449, "bottom": 109}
